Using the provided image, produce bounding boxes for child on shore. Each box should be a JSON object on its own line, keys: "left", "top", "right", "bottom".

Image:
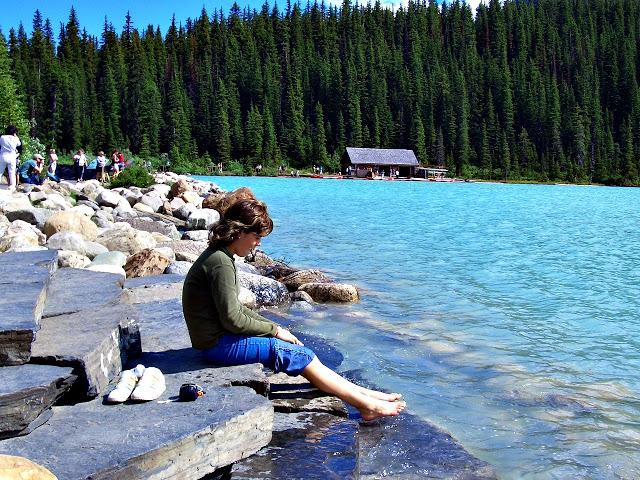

{"left": 182, "top": 198, "right": 406, "bottom": 421}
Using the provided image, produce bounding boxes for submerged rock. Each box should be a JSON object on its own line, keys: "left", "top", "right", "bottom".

{"left": 298, "top": 282, "right": 359, "bottom": 303}
{"left": 238, "top": 272, "right": 290, "bottom": 307}
{"left": 280, "top": 269, "right": 332, "bottom": 291}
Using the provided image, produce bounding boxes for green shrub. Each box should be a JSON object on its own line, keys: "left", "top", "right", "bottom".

{"left": 226, "top": 160, "right": 245, "bottom": 175}
{"left": 109, "top": 164, "right": 155, "bottom": 188}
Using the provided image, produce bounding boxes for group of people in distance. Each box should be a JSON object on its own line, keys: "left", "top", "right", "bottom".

{"left": 0, "top": 125, "right": 127, "bottom": 188}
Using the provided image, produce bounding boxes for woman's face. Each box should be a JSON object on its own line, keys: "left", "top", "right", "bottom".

{"left": 230, "top": 231, "right": 262, "bottom": 257}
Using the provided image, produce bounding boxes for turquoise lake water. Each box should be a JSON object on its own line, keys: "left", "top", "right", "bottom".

{"left": 198, "top": 176, "right": 640, "bottom": 479}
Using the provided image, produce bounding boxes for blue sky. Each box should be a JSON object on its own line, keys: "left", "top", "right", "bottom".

{"left": 0, "top": 0, "right": 259, "bottom": 38}
{"left": 1, "top": 0, "right": 481, "bottom": 39}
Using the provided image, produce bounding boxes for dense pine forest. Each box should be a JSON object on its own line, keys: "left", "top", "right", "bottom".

{"left": 1, "top": 0, "right": 640, "bottom": 184}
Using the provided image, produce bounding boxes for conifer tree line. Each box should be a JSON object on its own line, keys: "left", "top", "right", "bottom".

{"left": 2, "top": 0, "right": 640, "bottom": 184}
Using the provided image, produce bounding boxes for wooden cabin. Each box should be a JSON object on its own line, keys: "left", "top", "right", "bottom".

{"left": 342, "top": 148, "right": 419, "bottom": 178}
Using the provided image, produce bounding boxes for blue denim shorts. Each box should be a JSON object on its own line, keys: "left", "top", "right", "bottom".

{"left": 202, "top": 334, "right": 316, "bottom": 376}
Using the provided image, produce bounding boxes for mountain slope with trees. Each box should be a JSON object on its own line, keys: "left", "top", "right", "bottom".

{"left": 2, "top": 0, "right": 639, "bottom": 184}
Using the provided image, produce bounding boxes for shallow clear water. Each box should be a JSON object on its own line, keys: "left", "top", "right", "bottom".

{"left": 198, "top": 176, "right": 640, "bottom": 479}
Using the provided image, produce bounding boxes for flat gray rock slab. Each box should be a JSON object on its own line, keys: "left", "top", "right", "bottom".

{"left": 0, "top": 386, "right": 273, "bottom": 480}
{"left": 0, "top": 250, "right": 58, "bottom": 365}
{"left": 31, "top": 304, "right": 141, "bottom": 398}
{"left": 231, "top": 411, "right": 359, "bottom": 479}
{"left": 0, "top": 364, "right": 76, "bottom": 439}
{"left": 269, "top": 373, "right": 347, "bottom": 417}
{"left": 124, "top": 273, "right": 185, "bottom": 289}
{"left": 42, "top": 268, "right": 124, "bottom": 318}
{"left": 357, "top": 411, "right": 497, "bottom": 479}
{"left": 0, "top": 249, "right": 58, "bottom": 270}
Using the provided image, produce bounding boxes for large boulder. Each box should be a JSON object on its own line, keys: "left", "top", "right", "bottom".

{"left": 168, "top": 197, "right": 186, "bottom": 212}
{"left": 182, "top": 229, "right": 209, "bottom": 242}
{"left": 238, "top": 286, "right": 257, "bottom": 308}
{"left": 57, "top": 250, "right": 91, "bottom": 268}
{"left": 0, "top": 220, "right": 46, "bottom": 253}
{"left": 119, "top": 217, "right": 181, "bottom": 241}
{"left": 0, "top": 193, "right": 32, "bottom": 212}
{"left": 83, "top": 241, "right": 109, "bottom": 259}
{"left": 28, "top": 191, "right": 47, "bottom": 203}
{"left": 186, "top": 208, "right": 220, "bottom": 230}
{"left": 95, "top": 223, "right": 157, "bottom": 255}
{"left": 0, "top": 455, "right": 57, "bottom": 479}
{"left": 180, "top": 191, "right": 203, "bottom": 207}
{"left": 201, "top": 193, "right": 225, "bottom": 211}
{"left": 157, "top": 240, "right": 207, "bottom": 258}
{"left": 90, "top": 251, "right": 128, "bottom": 267}
{"left": 43, "top": 211, "right": 99, "bottom": 240}
{"left": 237, "top": 272, "right": 290, "bottom": 307}
{"left": 95, "top": 189, "right": 121, "bottom": 208}
{"left": 5, "top": 208, "right": 53, "bottom": 230}
{"left": 280, "top": 269, "right": 332, "bottom": 291}
{"left": 47, "top": 231, "right": 86, "bottom": 254}
{"left": 169, "top": 179, "right": 192, "bottom": 199}
{"left": 38, "top": 193, "right": 71, "bottom": 211}
{"left": 174, "top": 203, "right": 197, "bottom": 221}
{"left": 298, "top": 283, "right": 359, "bottom": 303}
{"left": 145, "top": 183, "right": 172, "bottom": 197}
{"left": 133, "top": 202, "right": 155, "bottom": 215}
{"left": 164, "top": 261, "right": 192, "bottom": 275}
{"left": 138, "top": 193, "right": 164, "bottom": 213}
{"left": 124, "top": 248, "right": 172, "bottom": 278}
{"left": 70, "top": 204, "right": 95, "bottom": 218}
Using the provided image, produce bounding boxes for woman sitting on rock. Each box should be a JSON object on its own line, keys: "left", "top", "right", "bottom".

{"left": 182, "top": 199, "right": 405, "bottom": 421}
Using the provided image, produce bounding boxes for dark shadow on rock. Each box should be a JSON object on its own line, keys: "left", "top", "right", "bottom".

{"left": 127, "top": 348, "right": 209, "bottom": 375}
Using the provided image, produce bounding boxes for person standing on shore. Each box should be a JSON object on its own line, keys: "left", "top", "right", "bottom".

{"left": 182, "top": 198, "right": 406, "bottom": 421}
{"left": 0, "top": 125, "right": 21, "bottom": 191}
{"left": 73, "top": 148, "right": 86, "bottom": 181}
{"left": 95, "top": 151, "right": 108, "bottom": 183}
{"left": 47, "top": 149, "right": 60, "bottom": 182}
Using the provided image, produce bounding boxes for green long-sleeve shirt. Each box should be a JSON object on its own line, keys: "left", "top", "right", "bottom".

{"left": 182, "top": 246, "right": 277, "bottom": 350}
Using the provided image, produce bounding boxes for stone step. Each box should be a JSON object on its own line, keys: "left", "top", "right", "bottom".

{"left": 269, "top": 373, "right": 348, "bottom": 417}
{"left": 0, "top": 364, "right": 76, "bottom": 439}
{"left": 30, "top": 303, "right": 141, "bottom": 399}
{"left": 42, "top": 268, "right": 124, "bottom": 319}
{"left": 0, "top": 250, "right": 58, "bottom": 366}
{"left": 230, "top": 411, "right": 359, "bottom": 479}
{"left": 0, "top": 385, "right": 273, "bottom": 480}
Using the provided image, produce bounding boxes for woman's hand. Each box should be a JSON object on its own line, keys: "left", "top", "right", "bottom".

{"left": 275, "top": 326, "right": 304, "bottom": 346}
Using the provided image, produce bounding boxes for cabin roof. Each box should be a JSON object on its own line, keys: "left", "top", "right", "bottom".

{"left": 345, "top": 147, "right": 419, "bottom": 166}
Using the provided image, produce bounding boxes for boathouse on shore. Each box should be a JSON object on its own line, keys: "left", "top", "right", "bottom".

{"left": 343, "top": 147, "right": 419, "bottom": 178}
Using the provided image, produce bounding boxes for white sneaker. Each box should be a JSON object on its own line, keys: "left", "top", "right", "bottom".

{"left": 106, "top": 369, "right": 139, "bottom": 403}
{"left": 130, "top": 367, "right": 166, "bottom": 401}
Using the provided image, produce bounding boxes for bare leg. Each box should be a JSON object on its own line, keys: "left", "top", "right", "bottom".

{"left": 318, "top": 364, "right": 402, "bottom": 401}
{"left": 301, "top": 357, "right": 406, "bottom": 421}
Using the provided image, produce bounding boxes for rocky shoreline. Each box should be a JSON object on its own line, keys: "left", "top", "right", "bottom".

{"left": 0, "top": 173, "right": 495, "bottom": 478}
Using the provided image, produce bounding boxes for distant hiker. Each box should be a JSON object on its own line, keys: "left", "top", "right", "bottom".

{"left": 0, "top": 125, "right": 21, "bottom": 191}
{"left": 95, "top": 151, "right": 109, "bottom": 183}
{"left": 73, "top": 149, "right": 87, "bottom": 181}
{"left": 47, "top": 149, "right": 60, "bottom": 183}
{"left": 111, "top": 150, "right": 121, "bottom": 178}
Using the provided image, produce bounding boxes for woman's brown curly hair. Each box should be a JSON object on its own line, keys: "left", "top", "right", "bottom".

{"left": 209, "top": 198, "right": 273, "bottom": 249}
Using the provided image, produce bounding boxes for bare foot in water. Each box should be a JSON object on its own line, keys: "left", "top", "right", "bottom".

{"left": 359, "top": 387, "right": 403, "bottom": 402}
{"left": 358, "top": 399, "right": 407, "bottom": 421}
